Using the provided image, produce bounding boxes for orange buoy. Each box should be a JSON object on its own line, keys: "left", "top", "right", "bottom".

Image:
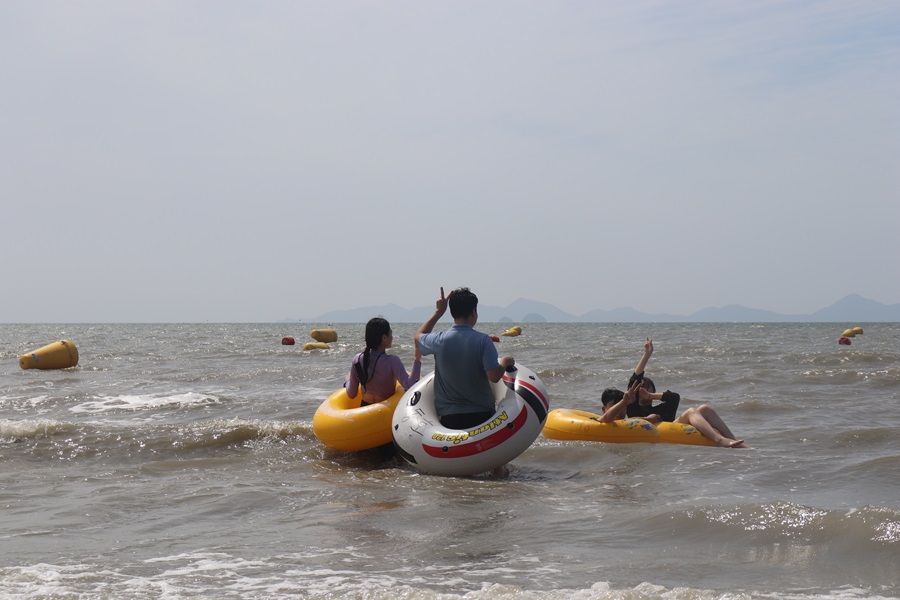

{"left": 838, "top": 337, "right": 852, "bottom": 346}
{"left": 19, "top": 339, "right": 79, "bottom": 370}
{"left": 490, "top": 335, "right": 500, "bottom": 342}
{"left": 282, "top": 336, "right": 296, "bottom": 345}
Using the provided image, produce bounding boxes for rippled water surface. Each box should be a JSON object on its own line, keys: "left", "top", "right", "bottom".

{"left": 1, "top": 322, "right": 898, "bottom": 598}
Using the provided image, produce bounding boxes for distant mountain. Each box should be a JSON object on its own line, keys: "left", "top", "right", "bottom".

{"left": 522, "top": 313, "right": 547, "bottom": 323}
{"left": 580, "top": 306, "right": 685, "bottom": 323}
{"left": 810, "top": 294, "right": 900, "bottom": 322}
{"left": 502, "top": 299, "right": 572, "bottom": 322}
{"left": 305, "top": 294, "right": 900, "bottom": 323}
{"left": 688, "top": 304, "right": 803, "bottom": 323}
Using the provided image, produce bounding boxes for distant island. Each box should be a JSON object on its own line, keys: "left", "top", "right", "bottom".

{"left": 290, "top": 294, "right": 900, "bottom": 323}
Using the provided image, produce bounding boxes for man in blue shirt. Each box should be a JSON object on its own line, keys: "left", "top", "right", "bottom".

{"left": 416, "top": 287, "right": 516, "bottom": 429}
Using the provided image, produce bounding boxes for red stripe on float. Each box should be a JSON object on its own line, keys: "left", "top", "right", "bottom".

{"left": 422, "top": 408, "right": 528, "bottom": 458}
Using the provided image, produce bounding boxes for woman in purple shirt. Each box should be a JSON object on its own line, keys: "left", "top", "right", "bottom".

{"left": 346, "top": 317, "right": 421, "bottom": 406}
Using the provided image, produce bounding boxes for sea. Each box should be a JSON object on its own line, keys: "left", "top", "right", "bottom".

{"left": 1, "top": 322, "right": 898, "bottom": 599}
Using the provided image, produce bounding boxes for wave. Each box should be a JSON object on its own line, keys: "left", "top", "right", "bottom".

{"left": 645, "top": 502, "right": 900, "bottom": 544}
{"left": 68, "top": 391, "right": 222, "bottom": 414}
{"left": 0, "top": 557, "right": 896, "bottom": 599}
{"left": 0, "top": 417, "right": 317, "bottom": 458}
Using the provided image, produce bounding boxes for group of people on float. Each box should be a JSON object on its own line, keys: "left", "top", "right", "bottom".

{"left": 345, "top": 286, "right": 748, "bottom": 452}
{"left": 345, "top": 287, "right": 514, "bottom": 431}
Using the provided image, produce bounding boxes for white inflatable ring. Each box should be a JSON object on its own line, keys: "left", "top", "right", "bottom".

{"left": 391, "top": 364, "right": 550, "bottom": 476}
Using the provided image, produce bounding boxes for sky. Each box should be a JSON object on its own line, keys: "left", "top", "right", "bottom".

{"left": 2, "top": 1, "right": 898, "bottom": 322}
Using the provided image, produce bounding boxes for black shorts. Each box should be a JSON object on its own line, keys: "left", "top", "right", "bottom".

{"left": 439, "top": 411, "right": 495, "bottom": 430}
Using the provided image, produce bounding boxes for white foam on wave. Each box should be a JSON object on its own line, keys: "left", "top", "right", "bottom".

{"left": 0, "top": 557, "right": 894, "bottom": 599}
{"left": 0, "top": 395, "right": 53, "bottom": 416}
{"left": 0, "top": 418, "right": 71, "bottom": 441}
{"left": 68, "top": 392, "right": 219, "bottom": 415}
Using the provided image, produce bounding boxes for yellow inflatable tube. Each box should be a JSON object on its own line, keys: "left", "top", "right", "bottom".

{"left": 656, "top": 422, "right": 717, "bottom": 446}
{"left": 542, "top": 409, "right": 659, "bottom": 443}
{"left": 543, "top": 409, "right": 719, "bottom": 446}
{"left": 313, "top": 384, "right": 404, "bottom": 451}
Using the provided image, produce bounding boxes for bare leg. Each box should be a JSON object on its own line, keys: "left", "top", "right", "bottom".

{"left": 695, "top": 404, "right": 738, "bottom": 440}
{"left": 676, "top": 406, "right": 748, "bottom": 448}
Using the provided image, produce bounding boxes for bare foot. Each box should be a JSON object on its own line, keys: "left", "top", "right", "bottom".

{"left": 722, "top": 439, "right": 750, "bottom": 449}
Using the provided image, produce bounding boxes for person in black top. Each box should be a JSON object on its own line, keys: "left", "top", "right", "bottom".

{"left": 623, "top": 338, "right": 680, "bottom": 423}
{"left": 602, "top": 338, "right": 749, "bottom": 448}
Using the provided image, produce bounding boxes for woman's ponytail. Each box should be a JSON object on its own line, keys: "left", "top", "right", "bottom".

{"left": 357, "top": 317, "right": 391, "bottom": 390}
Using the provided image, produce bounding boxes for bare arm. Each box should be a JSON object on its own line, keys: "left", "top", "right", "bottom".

{"left": 600, "top": 379, "right": 641, "bottom": 423}
{"left": 415, "top": 287, "right": 450, "bottom": 346}
{"left": 486, "top": 355, "right": 515, "bottom": 383}
{"left": 633, "top": 337, "right": 653, "bottom": 377}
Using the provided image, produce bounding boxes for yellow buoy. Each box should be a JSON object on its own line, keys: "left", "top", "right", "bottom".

{"left": 19, "top": 339, "right": 79, "bottom": 370}
{"left": 842, "top": 329, "right": 856, "bottom": 337}
{"left": 310, "top": 329, "right": 338, "bottom": 343}
{"left": 501, "top": 325, "right": 522, "bottom": 337}
{"left": 852, "top": 327, "right": 864, "bottom": 335}
{"left": 303, "top": 342, "right": 330, "bottom": 351}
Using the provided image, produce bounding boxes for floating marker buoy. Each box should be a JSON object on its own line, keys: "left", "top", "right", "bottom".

{"left": 281, "top": 336, "right": 295, "bottom": 345}
{"left": 852, "top": 327, "right": 864, "bottom": 335}
{"left": 19, "top": 339, "right": 79, "bottom": 370}
{"left": 838, "top": 337, "right": 852, "bottom": 346}
{"left": 490, "top": 335, "right": 500, "bottom": 342}
{"left": 500, "top": 325, "right": 522, "bottom": 337}
{"left": 304, "top": 342, "right": 330, "bottom": 351}
{"left": 842, "top": 329, "right": 856, "bottom": 337}
{"left": 310, "top": 329, "right": 338, "bottom": 343}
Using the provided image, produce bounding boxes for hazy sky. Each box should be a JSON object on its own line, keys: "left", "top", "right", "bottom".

{"left": 3, "top": 1, "right": 898, "bottom": 322}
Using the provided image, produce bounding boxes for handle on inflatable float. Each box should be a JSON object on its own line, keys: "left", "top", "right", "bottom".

{"left": 391, "top": 365, "right": 550, "bottom": 477}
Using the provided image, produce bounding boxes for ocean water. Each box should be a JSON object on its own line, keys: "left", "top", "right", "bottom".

{"left": 1, "top": 322, "right": 898, "bottom": 599}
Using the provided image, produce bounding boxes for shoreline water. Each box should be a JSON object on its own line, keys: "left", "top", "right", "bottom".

{"left": 2, "top": 322, "right": 898, "bottom": 598}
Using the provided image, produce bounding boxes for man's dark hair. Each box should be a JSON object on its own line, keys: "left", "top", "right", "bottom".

{"left": 449, "top": 287, "right": 478, "bottom": 319}
{"left": 600, "top": 388, "right": 624, "bottom": 407}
